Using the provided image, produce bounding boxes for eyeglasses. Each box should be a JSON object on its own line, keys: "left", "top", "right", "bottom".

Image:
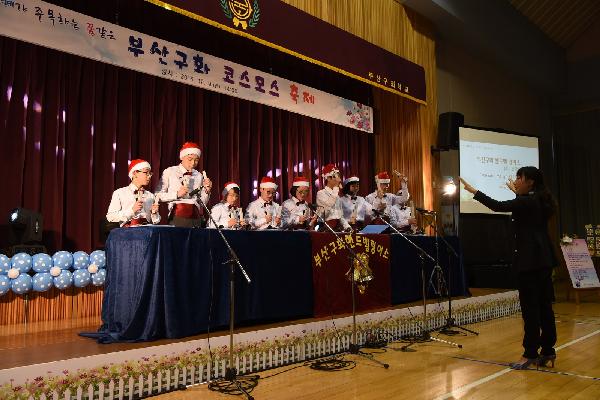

{"left": 137, "top": 170, "right": 153, "bottom": 177}
{"left": 297, "top": 189, "right": 309, "bottom": 194}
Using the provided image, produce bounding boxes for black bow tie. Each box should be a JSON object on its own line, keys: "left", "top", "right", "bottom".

{"left": 134, "top": 189, "right": 145, "bottom": 195}
{"left": 183, "top": 171, "right": 193, "bottom": 176}
{"left": 296, "top": 201, "right": 305, "bottom": 206}
{"left": 228, "top": 205, "right": 236, "bottom": 210}
{"left": 264, "top": 202, "right": 272, "bottom": 207}
{"left": 382, "top": 194, "right": 387, "bottom": 198}
{"left": 350, "top": 196, "right": 357, "bottom": 201}
{"left": 400, "top": 206, "right": 406, "bottom": 210}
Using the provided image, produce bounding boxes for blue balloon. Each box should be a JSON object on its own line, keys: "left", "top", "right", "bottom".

{"left": 32, "top": 253, "right": 53, "bottom": 273}
{"left": 89, "top": 250, "right": 106, "bottom": 269}
{"left": 52, "top": 251, "right": 73, "bottom": 270}
{"left": 0, "top": 254, "right": 10, "bottom": 275}
{"left": 73, "top": 270, "right": 91, "bottom": 288}
{"left": 11, "top": 273, "right": 32, "bottom": 294}
{"left": 32, "top": 272, "right": 54, "bottom": 292}
{"left": 0, "top": 275, "right": 10, "bottom": 296}
{"left": 72, "top": 251, "right": 90, "bottom": 270}
{"left": 53, "top": 270, "right": 73, "bottom": 290}
{"left": 91, "top": 269, "right": 106, "bottom": 286}
{"left": 10, "top": 253, "right": 32, "bottom": 273}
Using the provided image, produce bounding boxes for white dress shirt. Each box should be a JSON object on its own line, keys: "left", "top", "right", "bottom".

{"left": 339, "top": 194, "right": 373, "bottom": 223}
{"left": 208, "top": 202, "right": 244, "bottom": 229}
{"left": 245, "top": 198, "right": 281, "bottom": 230}
{"left": 106, "top": 183, "right": 160, "bottom": 226}
{"left": 365, "top": 180, "right": 410, "bottom": 218}
{"left": 316, "top": 186, "right": 350, "bottom": 230}
{"left": 390, "top": 204, "right": 414, "bottom": 230}
{"left": 155, "top": 164, "right": 210, "bottom": 212}
{"left": 280, "top": 196, "right": 311, "bottom": 229}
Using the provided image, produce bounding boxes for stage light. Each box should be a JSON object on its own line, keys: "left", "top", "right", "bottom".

{"left": 442, "top": 177, "right": 457, "bottom": 196}
{"left": 9, "top": 209, "right": 20, "bottom": 224}
{"left": 8, "top": 208, "right": 43, "bottom": 245}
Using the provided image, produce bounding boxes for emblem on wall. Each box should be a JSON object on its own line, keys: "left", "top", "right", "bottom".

{"left": 220, "top": 0, "right": 261, "bottom": 30}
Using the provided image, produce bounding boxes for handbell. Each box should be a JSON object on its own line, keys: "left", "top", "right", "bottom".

{"left": 346, "top": 252, "right": 374, "bottom": 294}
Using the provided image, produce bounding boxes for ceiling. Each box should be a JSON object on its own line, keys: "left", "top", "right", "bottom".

{"left": 508, "top": 0, "right": 600, "bottom": 49}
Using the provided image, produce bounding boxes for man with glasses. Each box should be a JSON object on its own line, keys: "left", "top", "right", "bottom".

{"left": 155, "top": 142, "right": 213, "bottom": 227}
{"left": 281, "top": 177, "right": 317, "bottom": 230}
{"left": 106, "top": 159, "right": 161, "bottom": 227}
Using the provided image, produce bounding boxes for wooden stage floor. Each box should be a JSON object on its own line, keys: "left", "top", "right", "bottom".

{"left": 2, "top": 288, "right": 599, "bottom": 399}
{"left": 157, "top": 299, "right": 600, "bottom": 400}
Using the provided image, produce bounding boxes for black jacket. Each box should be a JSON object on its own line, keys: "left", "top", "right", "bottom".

{"left": 473, "top": 191, "right": 557, "bottom": 272}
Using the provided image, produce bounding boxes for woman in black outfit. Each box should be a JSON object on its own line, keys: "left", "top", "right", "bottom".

{"left": 460, "top": 166, "right": 557, "bottom": 369}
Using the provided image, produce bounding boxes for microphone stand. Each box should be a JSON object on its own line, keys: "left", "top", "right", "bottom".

{"left": 371, "top": 210, "right": 462, "bottom": 351}
{"left": 192, "top": 194, "right": 258, "bottom": 399}
{"left": 308, "top": 204, "right": 390, "bottom": 370}
{"left": 421, "top": 212, "right": 478, "bottom": 336}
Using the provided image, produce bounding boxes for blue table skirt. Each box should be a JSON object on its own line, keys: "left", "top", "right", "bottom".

{"left": 90, "top": 227, "right": 466, "bottom": 343}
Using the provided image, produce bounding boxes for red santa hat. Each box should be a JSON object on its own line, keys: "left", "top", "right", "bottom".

{"left": 179, "top": 142, "right": 201, "bottom": 160}
{"left": 321, "top": 163, "right": 340, "bottom": 179}
{"left": 292, "top": 177, "right": 310, "bottom": 187}
{"left": 128, "top": 159, "right": 151, "bottom": 179}
{"left": 375, "top": 171, "right": 391, "bottom": 184}
{"left": 259, "top": 176, "right": 278, "bottom": 190}
{"left": 222, "top": 181, "right": 240, "bottom": 196}
{"left": 343, "top": 175, "right": 360, "bottom": 186}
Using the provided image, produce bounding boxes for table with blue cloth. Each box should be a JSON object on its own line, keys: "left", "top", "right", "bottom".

{"left": 90, "top": 226, "right": 467, "bottom": 343}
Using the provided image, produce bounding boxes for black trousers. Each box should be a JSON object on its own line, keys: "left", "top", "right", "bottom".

{"left": 517, "top": 268, "right": 557, "bottom": 359}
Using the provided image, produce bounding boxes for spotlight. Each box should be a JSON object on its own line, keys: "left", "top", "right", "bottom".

{"left": 8, "top": 208, "right": 43, "bottom": 245}
{"left": 442, "top": 177, "right": 457, "bottom": 196}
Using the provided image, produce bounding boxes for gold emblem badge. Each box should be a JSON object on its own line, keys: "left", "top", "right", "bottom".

{"left": 221, "top": 0, "right": 261, "bottom": 30}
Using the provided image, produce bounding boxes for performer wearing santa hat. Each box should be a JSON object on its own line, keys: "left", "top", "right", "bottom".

{"left": 208, "top": 182, "right": 247, "bottom": 229}
{"left": 155, "top": 142, "right": 213, "bottom": 227}
{"left": 245, "top": 176, "right": 282, "bottom": 230}
{"left": 106, "top": 159, "right": 160, "bottom": 227}
{"left": 316, "top": 164, "right": 350, "bottom": 232}
{"left": 389, "top": 203, "right": 417, "bottom": 232}
{"left": 281, "top": 177, "right": 317, "bottom": 230}
{"left": 339, "top": 174, "right": 373, "bottom": 231}
{"left": 365, "top": 171, "right": 410, "bottom": 222}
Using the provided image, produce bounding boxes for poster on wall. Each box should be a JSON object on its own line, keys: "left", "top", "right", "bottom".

{"left": 561, "top": 239, "right": 600, "bottom": 289}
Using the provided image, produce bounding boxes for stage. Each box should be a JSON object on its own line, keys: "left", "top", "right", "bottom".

{"left": 0, "top": 288, "right": 520, "bottom": 398}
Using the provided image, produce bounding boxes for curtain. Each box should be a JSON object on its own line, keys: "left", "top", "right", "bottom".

{"left": 554, "top": 109, "right": 600, "bottom": 236}
{"left": 0, "top": 36, "right": 374, "bottom": 252}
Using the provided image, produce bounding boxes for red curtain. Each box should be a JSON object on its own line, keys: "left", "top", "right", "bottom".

{"left": 0, "top": 37, "right": 374, "bottom": 252}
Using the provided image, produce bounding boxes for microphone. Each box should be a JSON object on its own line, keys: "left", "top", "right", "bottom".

{"left": 415, "top": 207, "right": 436, "bottom": 214}
{"left": 189, "top": 187, "right": 201, "bottom": 197}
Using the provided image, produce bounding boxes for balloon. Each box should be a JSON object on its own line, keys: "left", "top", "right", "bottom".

{"left": 73, "top": 270, "right": 91, "bottom": 288}
{"left": 52, "top": 251, "right": 73, "bottom": 270}
{"left": 89, "top": 250, "right": 106, "bottom": 269}
{"left": 32, "top": 272, "right": 54, "bottom": 292}
{"left": 0, "top": 275, "right": 10, "bottom": 296}
{"left": 32, "top": 253, "right": 53, "bottom": 273}
{"left": 53, "top": 270, "right": 73, "bottom": 290}
{"left": 11, "top": 273, "right": 32, "bottom": 294}
{"left": 72, "top": 251, "right": 90, "bottom": 270}
{"left": 91, "top": 269, "right": 106, "bottom": 286}
{"left": 0, "top": 254, "right": 10, "bottom": 275}
{"left": 10, "top": 252, "right": 32, "bottom": 273}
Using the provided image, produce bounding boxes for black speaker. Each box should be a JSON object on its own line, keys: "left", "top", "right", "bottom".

{"left": 438, "top": 112, "right": 464, "bottom": 149}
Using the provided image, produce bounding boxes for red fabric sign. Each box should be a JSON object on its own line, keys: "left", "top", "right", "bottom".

{"left": 310, "top": 232, "right": 391, "bottom": 317}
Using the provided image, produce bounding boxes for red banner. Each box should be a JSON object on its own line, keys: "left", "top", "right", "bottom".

{"left": 311, "top": 232, "right": 391, "bottom": 317}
